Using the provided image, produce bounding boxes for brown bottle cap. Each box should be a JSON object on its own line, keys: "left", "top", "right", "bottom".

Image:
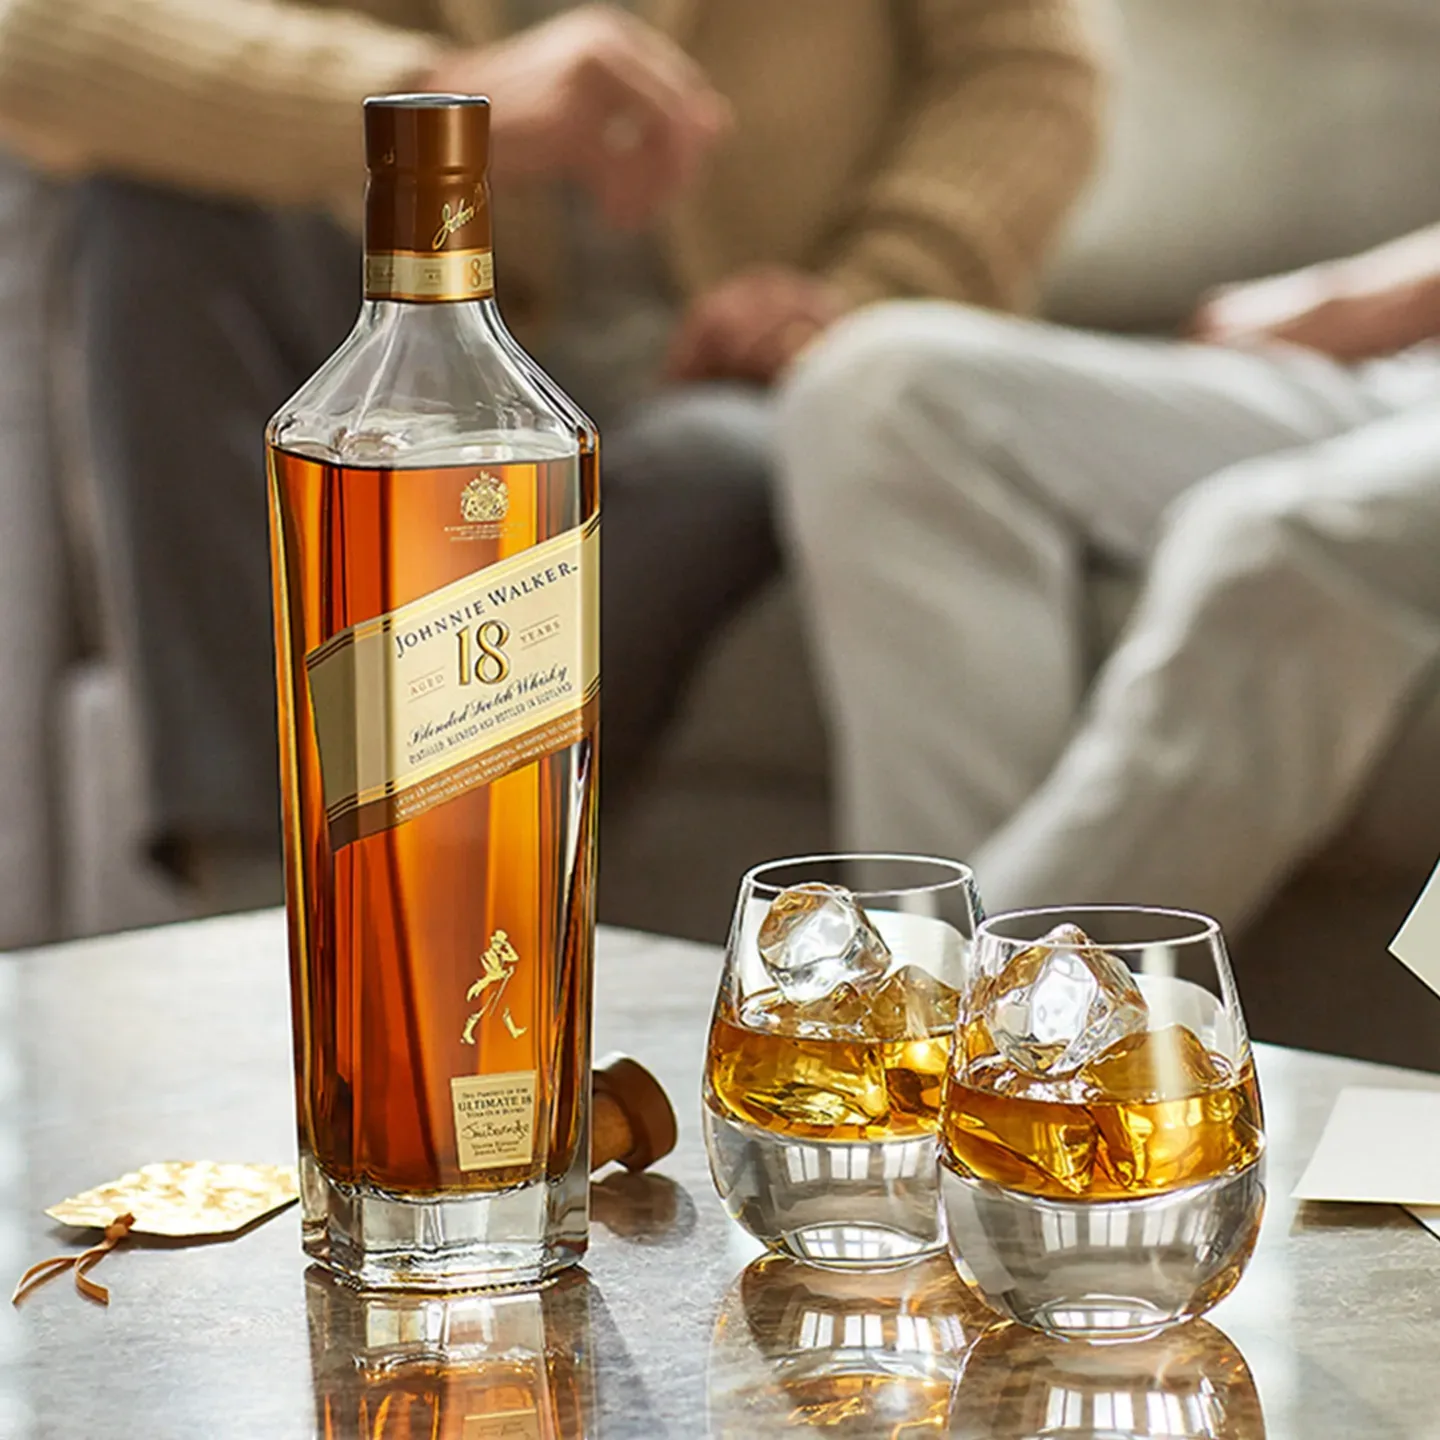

{"left": 362, "top": 95, "right": 494, "bottom": 297}
{"left": 593, "top": 1054, "right": 679, "bottom": 1172}
{"left": 364, "top": 94, "right": 490, "bottom": 181}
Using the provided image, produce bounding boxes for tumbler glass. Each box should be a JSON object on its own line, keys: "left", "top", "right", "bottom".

{"left": 939, "top": 906, "right": 1265, "bottom": 1339}
{"left": 704, "top": 854, "right": 982, "bottom": 1268}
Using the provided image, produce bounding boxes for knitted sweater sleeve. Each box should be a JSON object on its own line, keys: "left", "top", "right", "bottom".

{"left": 0, "top": 0, "right": 444, "bottom": 210}
{"left": 822, "top": 0, "right": 1109, "bottom": 314}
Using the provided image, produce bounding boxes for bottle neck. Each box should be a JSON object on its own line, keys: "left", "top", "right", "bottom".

{"left": 364, "top": 170, "right": 494, "bottom": 305}
{"left": 357, "top": 295, "right": 503, "bottom": 330}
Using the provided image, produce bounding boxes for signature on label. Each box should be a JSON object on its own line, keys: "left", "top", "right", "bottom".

{"left": 434, "top": 199, "right": 477, "bottom": 250}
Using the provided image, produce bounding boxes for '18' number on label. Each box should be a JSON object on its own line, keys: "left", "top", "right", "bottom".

{"left": 458, "top": 621, "right": 511, "bottom": 686}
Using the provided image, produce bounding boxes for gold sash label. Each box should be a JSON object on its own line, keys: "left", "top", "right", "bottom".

{"left": 305, "top": 517, "right": 599, "bottom": 847}
{"left": 451, "top": 1071, "right": 538, "bottom": 1172}
{"left": 365, "top": 247, "right": 495, "bottom": 302}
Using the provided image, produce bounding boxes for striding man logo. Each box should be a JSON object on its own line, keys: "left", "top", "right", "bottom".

{"left": 462, "top": 929, "right": 521, "bottom": 1045}
{"left": 461, "top": 472, "right": 509, "bottom": 524}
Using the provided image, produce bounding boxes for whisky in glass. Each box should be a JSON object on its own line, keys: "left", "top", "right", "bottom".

{"left": 939, "top": 907, "right": 1265, "bottom": 1339}
{"left": 704, "top": 854, "right": 982, "bottom": 1268}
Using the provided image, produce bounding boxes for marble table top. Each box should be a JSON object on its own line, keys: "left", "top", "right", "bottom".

{"left": 2, "top": 910, "right": 1440, "bottom": 1438}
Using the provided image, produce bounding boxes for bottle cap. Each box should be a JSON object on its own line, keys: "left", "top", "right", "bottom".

{"left": 362, "top": 95, "right": 494, "bottom": 299}
{"left": 593, "top": 1054, "right": 679, "bottom": 1172}
{"left": 364, "top": 94, "right": 490, "bottom": 179}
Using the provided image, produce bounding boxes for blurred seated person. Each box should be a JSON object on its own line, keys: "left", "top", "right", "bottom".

{"left": 780, "top": 225, "right": 1440, "bottom": 931}
{"left": 0, "top": 0, "right": 1102, "bottom": 898}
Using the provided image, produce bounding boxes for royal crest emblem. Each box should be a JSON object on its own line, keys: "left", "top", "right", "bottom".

{"left": 461, "top": 473, "right": 509, "bottom": 524}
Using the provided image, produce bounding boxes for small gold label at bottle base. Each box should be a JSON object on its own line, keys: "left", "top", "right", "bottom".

{"left": 365, "top": 247, "right": 495, "bottom": 302}
{"left": 451, "top": 1071, "right": 538, "bottom": 1171}
{"left": 463, "top": 1411, "right": 541, "bottom": 1440}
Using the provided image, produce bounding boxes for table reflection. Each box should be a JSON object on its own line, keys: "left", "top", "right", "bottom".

{"left": 947, "top": 1317, "right": 1265, "bottom": 1439}
{"left": 707, "top": 1253, "right": 991, "bottom": 1437}
{"left": 306, "top": 1267, "right": 598, "bottom": 1439}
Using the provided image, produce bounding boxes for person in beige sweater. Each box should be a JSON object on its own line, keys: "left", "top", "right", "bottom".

{"left": 0, "top": 0, "right": 1104, "bottom": 888}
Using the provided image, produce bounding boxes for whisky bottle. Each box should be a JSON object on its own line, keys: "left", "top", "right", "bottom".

{"left": 266, "top": 95, "right": 599, "bottom": 1290}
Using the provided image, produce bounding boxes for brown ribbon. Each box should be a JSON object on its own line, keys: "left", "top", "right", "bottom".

{"left": 11, "top": 1213, "right": 136, "bottom": 1307}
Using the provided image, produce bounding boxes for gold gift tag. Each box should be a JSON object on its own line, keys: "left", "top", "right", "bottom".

{"left": 46, "top": 1161, "right": 298, "bottom": 1237}
{"left": 14, "top": 1161, "right": 299, "bottom": 1307}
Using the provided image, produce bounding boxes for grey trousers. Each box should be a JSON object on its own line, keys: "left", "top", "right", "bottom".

{"left": 0, "top": 160, "right": 65, "bottom": 944}
{"left": 72, "top": 178, "right": 779, "bottom": 874}
{"left": 779, "top": 302, "right": 1440, "bottom": 931}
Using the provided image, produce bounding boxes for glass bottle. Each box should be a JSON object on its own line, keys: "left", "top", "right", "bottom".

{"left": 266, "top": 95, "right": 599, "bottom": 1290}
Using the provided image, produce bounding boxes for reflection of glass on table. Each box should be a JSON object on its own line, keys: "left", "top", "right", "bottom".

{"left": 305, "top": 1266, "right": 597, "bottom": 1438}
{"left": 940, "top": 907, "right": 1266, "bottom": 1340}
{"left": 707, "top": 1252, "right": 990, "bottom": 1437}
{"left": 704, "top": 855, "right": 983, "bottom": 1268}
{"left": 947, "top": 1317, "right": 1265, "bottom": 1439}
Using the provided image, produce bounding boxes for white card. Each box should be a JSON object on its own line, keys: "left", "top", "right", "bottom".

{"left": 1293, "top": 1088, "right": 1440, "bottom": 1205}
{"left": 1391, "top": 857, "right": 1440, "bottom": 996}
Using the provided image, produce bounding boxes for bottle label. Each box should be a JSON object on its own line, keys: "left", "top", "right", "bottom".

{"left": 364, "top": 247, "right": 495, "bottom": 302}
{"left": 305, "top": 516, "right": 599, "bottom": 848}
{"left": 450, "top": 1071, "right": 539, "bottom": 1172}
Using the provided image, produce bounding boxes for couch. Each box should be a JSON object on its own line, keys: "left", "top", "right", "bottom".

{"left": 603, "top": 0, "right": 1440, "bottom": 1068}
{"left": 8, "top": 0, "right": 1440, "bottom": 1068}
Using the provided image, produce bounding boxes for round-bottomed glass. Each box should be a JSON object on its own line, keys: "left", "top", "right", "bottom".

{"left": 939, "top": 906, "right": 1265, "bottom": 1340}
{"left": 704, "top": 854, "right": 983, "bottom": 1269}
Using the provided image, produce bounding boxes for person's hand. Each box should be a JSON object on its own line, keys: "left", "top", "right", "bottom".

{"left": 665, "top": 266, "right": 844, "bottom": 385}
{"left": 423, "top": 4, "right": 730, "bottom": 230}
{"left": 1191, "top": 228, "right": 1440, "bottom": 361}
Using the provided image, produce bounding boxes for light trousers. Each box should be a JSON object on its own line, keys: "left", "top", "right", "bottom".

{"left": 778, "top": 302, "right": 1440, "bottom": 930}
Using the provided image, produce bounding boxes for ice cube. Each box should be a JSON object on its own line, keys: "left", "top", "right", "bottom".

{"left": 957, "top": 1015, "right": 999, "bottom": 1069}
{"left": 780, "top": 982, "right": 872, "bottom": 1039}
{"left": 754, "top": 1042, "right": 891, "bottom": 1130}
{"left": 949, "top": 1058, "right": 1099, "bottom": 1193}
{"left": 1085, "top": 1026, "right": 1234, "bottom": 1190}
{"left": 757, "top": 883, "right": 892, "bottom": 1003}
{"left": 966, "top": 1053, "right": 1095, "bottom": 1105}
{"left": 982, "top": 923, "right": 1148, "bottom": 1078}
{"left": 1080, "top": 1024, "right": 1224, "bottom": 1103}
{"left": 865, "top": 964, "right": 963, "bottom": 1041}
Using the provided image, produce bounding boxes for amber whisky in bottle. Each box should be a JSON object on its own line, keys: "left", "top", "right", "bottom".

{"left": 267, "top": 95, "right": 598, "bottom": 1289}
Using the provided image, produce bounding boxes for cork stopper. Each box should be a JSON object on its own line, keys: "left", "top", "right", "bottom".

{"left": 592, "top": 1054, "right": 679, "bottom": 1173}
{"left": 362, "top": 95, "right": 494, "bottom": 299}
